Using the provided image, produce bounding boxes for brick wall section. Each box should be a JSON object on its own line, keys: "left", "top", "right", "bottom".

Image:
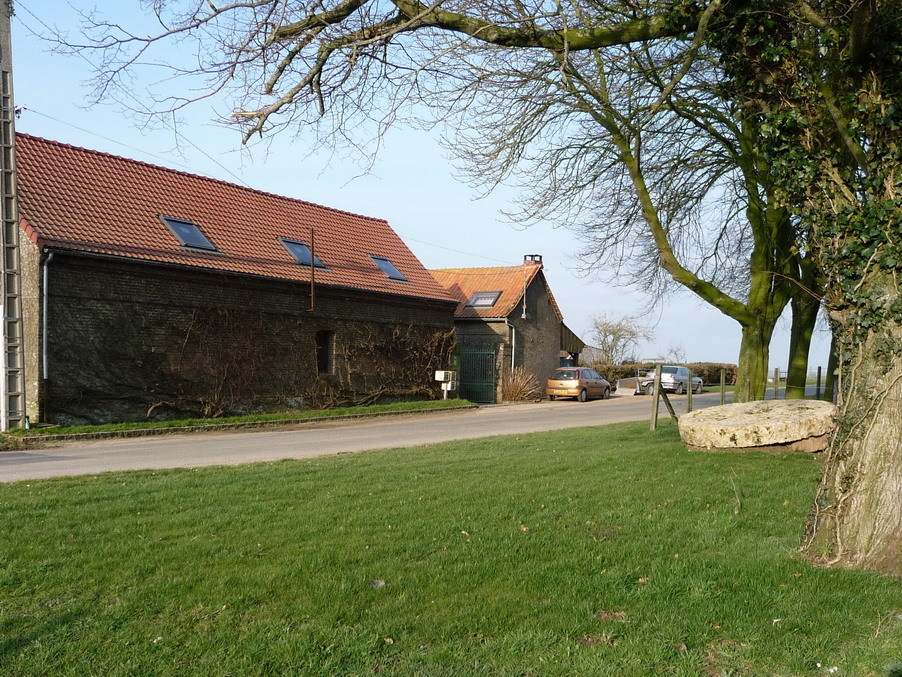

{"left": 35, "top": 253, "right": 456, "bottom": 424}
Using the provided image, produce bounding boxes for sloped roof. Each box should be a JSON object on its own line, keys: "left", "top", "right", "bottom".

{"left": 15, "top": 134, "right": 455, "bottom": 303}
{"left": 430, "top": 262, "right": 563, "bottom": 320}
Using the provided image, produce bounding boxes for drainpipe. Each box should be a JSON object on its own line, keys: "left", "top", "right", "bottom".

{"left": 504, "top": 319, "right": 516, "bottom": 370}
{"left": 42, "top": 251, "right": 53, "bottom": 379}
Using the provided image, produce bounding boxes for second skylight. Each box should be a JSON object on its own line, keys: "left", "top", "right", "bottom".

{"left": 281, "top": 238, "right": 327, "bottom": 268}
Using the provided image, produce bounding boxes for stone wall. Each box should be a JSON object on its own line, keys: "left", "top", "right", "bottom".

{"left": 508, "top": 274, "right": 563, "bottom": 384}
{"left": 29, "top": 252, "right": 456, "bottom": 424}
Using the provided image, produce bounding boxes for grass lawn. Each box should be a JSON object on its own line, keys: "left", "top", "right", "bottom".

{"left": 3, "top": 399, "right": 473, "bottom": 440}
{"left": 1, "top": 421, "right": 900, "bottom": 676}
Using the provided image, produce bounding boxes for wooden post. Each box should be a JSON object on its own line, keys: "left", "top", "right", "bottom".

{"left": 686, "top": 368, "right": 693, "bottom": 413}
{"left": 650, "top": 364, "right": 662, "bottom": 431}
{"left": 660, "top": 391, "right": 678, "bottom": 423}
{"left": 720, "top": 368, "right": 725, "bottom": 405}
{"left": 773, "top": 368, "right": 780, "bottom": 400}
{"left": 816, "top": 366, "right": 822, "bottom": 399}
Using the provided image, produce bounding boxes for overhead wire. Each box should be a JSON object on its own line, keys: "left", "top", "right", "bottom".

{"left": 14, "top": 1, "right": 252, "bottom": 188}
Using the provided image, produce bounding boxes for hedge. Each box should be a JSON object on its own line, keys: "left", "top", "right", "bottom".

{"left": 581, "top": 361, "right": 738, "bottom": 386}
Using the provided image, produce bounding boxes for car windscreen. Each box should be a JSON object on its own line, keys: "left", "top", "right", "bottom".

{"left": 553, "top": 370, "right": 578, "bottom": 380}
{"left": 662, "top": 367, "right": 678, "bottom": 374}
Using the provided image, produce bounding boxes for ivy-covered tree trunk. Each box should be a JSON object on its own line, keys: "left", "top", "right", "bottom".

{"left": 714, "top": 0, "right": 902, "bottom": 577}
{"left": 803, "top": 314, "right": 902, "bottom": 576}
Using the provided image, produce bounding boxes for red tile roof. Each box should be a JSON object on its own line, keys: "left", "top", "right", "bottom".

{"left": 15, "top": 134, "right": 455, "bottom": 303}
{"left": 430, "top": 263, "right": 563, "bottom": 320}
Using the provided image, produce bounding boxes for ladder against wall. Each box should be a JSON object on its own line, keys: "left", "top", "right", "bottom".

{"left": 1, "top": 4, "right": 25, "bottom": 430}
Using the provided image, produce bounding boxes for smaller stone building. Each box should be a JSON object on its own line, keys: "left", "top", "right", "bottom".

{"left": 15, "top": 134, "right": 458, "bottom": 424}
{"left": 430, "top": 256, "right": 585, "bottom": 402}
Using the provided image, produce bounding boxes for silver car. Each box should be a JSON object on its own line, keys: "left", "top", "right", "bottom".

{"left": 637, "top": 365, "right": 703, "bottom": 395}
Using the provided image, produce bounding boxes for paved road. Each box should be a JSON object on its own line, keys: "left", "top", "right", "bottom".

{"left": 0, "top": 390, "right": 734, "bottom": 482}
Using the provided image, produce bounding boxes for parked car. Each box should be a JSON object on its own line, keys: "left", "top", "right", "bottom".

{"left": 636, "top": 365, "right": 703, "bottom": 395}
{"left": 546, "top": 368, "right": 612, "bottom": 402}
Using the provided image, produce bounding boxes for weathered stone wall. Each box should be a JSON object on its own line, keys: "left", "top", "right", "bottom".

{"left": 38, "top": 254, "right": 455, "bottom": 424}
{"left": 509, "top": 274, "right": 563, "bottom": 384}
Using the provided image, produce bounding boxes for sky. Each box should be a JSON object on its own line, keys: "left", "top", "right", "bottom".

{"left": 10, "top": 1, "right": 832, "bottom": 371}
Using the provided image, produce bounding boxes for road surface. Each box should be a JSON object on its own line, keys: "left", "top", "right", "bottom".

{"left": 0, "top": 390, "right": 734, "bottom": 482}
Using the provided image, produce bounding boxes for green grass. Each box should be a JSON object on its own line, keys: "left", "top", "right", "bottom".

{"left": 4, "top": 399, "right": 474, "bottom": 438}
{"left": 1, "top": 421, "right": 900, "bottom": 676}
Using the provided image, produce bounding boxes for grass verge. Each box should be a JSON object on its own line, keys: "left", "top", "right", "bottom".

{"left": 1, "top": 399, "right": 474, "bottom": 443}
{"left": 1, "top": 421, "right": 899, "bottom": 676}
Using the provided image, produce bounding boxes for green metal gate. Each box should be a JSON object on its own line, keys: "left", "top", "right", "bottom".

{"left": 459, "top": 349, "right": 496, "bottom": 403}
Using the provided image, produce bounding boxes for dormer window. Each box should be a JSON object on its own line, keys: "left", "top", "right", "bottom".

{"left": 280, "top": 238, "right": 327, "bottom": 268}
{"left": 466, "top": 291, "right": 502, "bottom": 307}
{"left": 370, "top": 255, "right": 407, "bottom": 281}
{"left": 160, "top": 216, "right": 218, "bottom": 251}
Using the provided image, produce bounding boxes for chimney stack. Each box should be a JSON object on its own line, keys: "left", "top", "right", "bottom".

{"left": 524, "top": 254, "right": 543, "bottom": 267}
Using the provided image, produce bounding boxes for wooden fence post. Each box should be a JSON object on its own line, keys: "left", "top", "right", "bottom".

{"left": 650, "top": 364, "right": 662, "bottom": 431}
{"left": 686, "top": 368, "right": 693, "bottom": 413}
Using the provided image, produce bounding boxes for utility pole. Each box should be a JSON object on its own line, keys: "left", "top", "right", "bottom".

{"left": 0, "top": 0, "right": 25, "bottom": 430}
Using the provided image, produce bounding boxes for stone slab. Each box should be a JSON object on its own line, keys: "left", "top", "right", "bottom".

{"left": 679, "top": 399, "right": 837, "bottom": 451}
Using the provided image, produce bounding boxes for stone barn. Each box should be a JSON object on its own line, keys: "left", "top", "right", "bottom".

{"left": 15, "top": 134, "right": 457, "bottom": 424}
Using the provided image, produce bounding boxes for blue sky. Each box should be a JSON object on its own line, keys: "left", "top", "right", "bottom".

{"left": 10, "top": 1, "right": 832, "bottom": 371}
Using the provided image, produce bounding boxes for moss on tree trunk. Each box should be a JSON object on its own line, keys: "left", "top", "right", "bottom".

{"left": 735, "top": 321, "right": 772, "bottom": 402}
{"left": 785, "top": 289, "right": 819, "bottom": 399}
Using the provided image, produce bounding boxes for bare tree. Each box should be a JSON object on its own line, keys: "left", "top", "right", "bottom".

{"left": 664, "top": 344, "right": 688, "bottom": 365}
{"left": 439, "top": 39, "right": 805, "bottom": 400}
{"left": 587, "top": 313, "right": 651, "bottom": 364}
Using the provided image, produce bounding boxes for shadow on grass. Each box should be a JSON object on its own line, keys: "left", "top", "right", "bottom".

{"left": 0, "top": 611, "right": 85, "bottom": 664}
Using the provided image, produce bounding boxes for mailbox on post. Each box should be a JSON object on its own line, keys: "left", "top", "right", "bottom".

{"left": 435, "top": 370, "right": 459, "bottom": 399}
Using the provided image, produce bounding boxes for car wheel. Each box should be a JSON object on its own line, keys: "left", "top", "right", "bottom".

{"left": 675, "top": 382, "right": 684, "bottom": 395}
{"left": 694, "top": 382, "right": 702, "bottom": 394}
{"left": 548, "top": 394, "right": 556, "bottom": 401}
{"left": 644, "top": 382, "right": 655, "bottom": 396}
{"left": 577, "top": 389, "right": 588, "bottom": 402}
{"left": 602, "top": 387, "right": 610, "bottom": 400}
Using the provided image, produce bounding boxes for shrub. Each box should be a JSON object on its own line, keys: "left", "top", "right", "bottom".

{"left": 501, "top": 367, "right": 543, "bottom": 401}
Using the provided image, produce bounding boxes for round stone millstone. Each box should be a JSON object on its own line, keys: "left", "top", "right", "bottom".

{"left": 678, "top": 399, "right": 838, "bottom": 451}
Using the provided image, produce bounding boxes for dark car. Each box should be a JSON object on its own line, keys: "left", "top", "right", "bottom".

{"left": 546, "top": 367, "right": 612, "bottom": 402}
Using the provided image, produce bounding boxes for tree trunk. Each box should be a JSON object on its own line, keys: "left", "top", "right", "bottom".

{"left": 785, "top": 290, "right": 819, "bottom": 399}
{"left": 823, "top": 331, "right": 838, "bottom": 403}
{"left": 734, "top": 322, "right": 771, "bottom": 402}
{"left": 803, "top": 322, "right": 902, "bottom": 577}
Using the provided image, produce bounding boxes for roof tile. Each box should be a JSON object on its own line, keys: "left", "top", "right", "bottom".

{"left": 430, "top": 263, "right": 563, "bottom": 320}
{"left": 15, "top": 134, "right": 455, "bottom": 304}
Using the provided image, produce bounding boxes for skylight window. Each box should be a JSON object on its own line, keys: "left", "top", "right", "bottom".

{"left": 466, "top": 291, "right": 502, "bottom": 307}
{"left": 160, "top": 216, "right": 217, "bottom": 251}
{"left": 280, "top": 238, "right": 326, "bottom": 268}
{"left": 370, "top": 255, "right": 407, "bottom": 281}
